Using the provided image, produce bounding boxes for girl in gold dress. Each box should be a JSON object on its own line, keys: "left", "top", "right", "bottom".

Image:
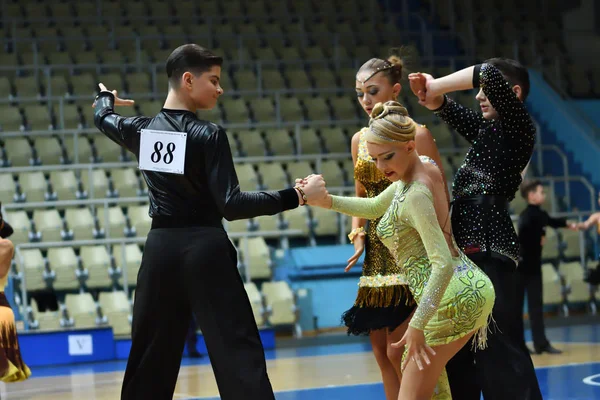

{"left": 347, "top": 53, "right": 449, "bottom": 398}
{"left": 306, "top": 102, "right": 495, "bottom": 399}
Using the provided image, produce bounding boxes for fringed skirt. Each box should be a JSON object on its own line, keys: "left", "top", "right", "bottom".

{"left": 0, "top": 293, "right": 31, "bottom": 382}
{"left": 342, "top": 283, "right": 416, "bottom": 336}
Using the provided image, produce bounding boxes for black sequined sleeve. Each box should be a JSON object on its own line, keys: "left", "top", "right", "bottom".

{"left": 433, "top": 95, "right": 485, "bottom": 144}
{"left": 475, "top": 63, "right": 536, "bottom": 143}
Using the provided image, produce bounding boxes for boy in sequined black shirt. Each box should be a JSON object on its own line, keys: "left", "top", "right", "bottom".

{"left": 409, "top": 60, "right": 542, "bottom": 400}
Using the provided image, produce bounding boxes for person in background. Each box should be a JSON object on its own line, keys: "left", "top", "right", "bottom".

{"left": 517, "top": 180, "right": 578, "bottom": 355}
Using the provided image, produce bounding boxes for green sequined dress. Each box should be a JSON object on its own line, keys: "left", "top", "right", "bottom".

{"left": 343, "top": 128, "right": 416, "bottom": 335}
{"left": 332, "top": 179, "right": 496, "bottom": 348}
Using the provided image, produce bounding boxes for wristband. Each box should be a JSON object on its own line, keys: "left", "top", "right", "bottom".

{"left": 294, "top": 186, "right": 307, "bottom": 206}
{"left": 348, "top": 227, "right": 365, "bottom": 243}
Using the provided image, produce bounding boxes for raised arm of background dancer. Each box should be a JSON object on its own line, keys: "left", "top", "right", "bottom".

{"left": 329, "top": 181, "right": 398, "bottom": 220}
{"left": 415, "top": 126, "right": 450, "bottom": 206}
{"left": 203, "top": 127, "right": 301, "bottom": 221}
{"left": 350, "top": 132, "right": 368, "bottom": 234}
{"left": 472, "top": 63, "right": 536, "bottom": 143}
{"left": 93, "top": 91, "right": 150, "bottom": 153}
{"left": 419, "top": 67, "right": 485, "bottom": 144}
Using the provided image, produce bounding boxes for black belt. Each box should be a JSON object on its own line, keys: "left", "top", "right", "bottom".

{"left": 452, "top": 194, "right": 509, "bottom": 208}
{"left": 151, "top": 215, "right": 223, "bottom": 230}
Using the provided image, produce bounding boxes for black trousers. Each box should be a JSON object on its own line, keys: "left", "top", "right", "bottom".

{"left": 445, "top": 255, "right": 543, "bottom": 400}
{"left": 516, "top": 268, "right": 550, "bottom": 351}
{"left": 121, "top": 226, "right": 275, "bottom": 400}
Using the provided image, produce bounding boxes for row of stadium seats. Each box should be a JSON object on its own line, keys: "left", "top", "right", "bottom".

{"left": 0, "top": 152, "right": 464, "bottom": 202}
{"left": 26, "top": 280, "right": 299, "bottom": 334}
{"left": 0, "top": 94, "right": 365, "bottom": 130}
{"left": 2, "top": 32, "right": 389, "bottom": 60}
{"left": 0, "top": 66, "right": 369, "bottom": 99}
{"left": 2, "top": 0, "right": 387, "bottom": 23}
{"left": 540, "top": 262, "right": 598, "bottom": 311}
{"left": 423, "top": 0, "right": 600, "bottom": 97}
{"left": 3, "top": 202, "right": 346, "bottom": 247}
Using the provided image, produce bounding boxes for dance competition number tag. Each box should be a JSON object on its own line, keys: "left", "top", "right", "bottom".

{"left": 139, "top": 129, "right": 187, "bottom": 175}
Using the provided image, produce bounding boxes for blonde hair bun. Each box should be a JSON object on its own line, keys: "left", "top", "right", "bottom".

{"left": 366, "top": 101, "right": 416, "bottom": 143}
{"left": 369, "top": 101, "right": 409, "bottom": 121}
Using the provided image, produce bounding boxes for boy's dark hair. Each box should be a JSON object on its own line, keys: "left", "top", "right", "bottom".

{"left": 485, "top": 57, "right": 530, "bottom": 100}
{"left": 520, "top": 179, "right": 542, "bottom": 199}
{"left": 166, "top": 44, "right": 223, "bottom": 88}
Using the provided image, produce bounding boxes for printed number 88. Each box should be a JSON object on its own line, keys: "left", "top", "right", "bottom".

{"left": 151, "top": 141, "right": 176, "bottom": 164}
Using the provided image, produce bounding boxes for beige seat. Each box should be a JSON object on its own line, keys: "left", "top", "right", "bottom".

{"left": 21, "top": 249, "right": 46, "bottom": 292}
{"left": 94, "top": 135, "right": 125, "bottom": 163}
{"left": 128, "top": 205, "right": 152, "bottom": 238}
{"left": 80, "top": 246, "right": 113, "bottom": 289}
{"left": 296, "top": 128, "right": 322, "bottom": 154}
{"left": 257, "top": 163, "right": 287, "bottom": 189}
{"left": 0, "top": 174, "right": 16, "bottom": 204}
{"left": 2, "top": 210, "right": 31, "bottom": 245}
{"left": 263, "top": 129, "right": 294, "bottom": 155}
{"left": 79, "top": 169, "right": 110, "bottom": 199}
{"left": 65, "top": 293, "right": 98, "bottom": 328}
{"left": 281, "top": 207, "right": 311, "bottom": 238}
{"left": 112, "top": 244, "right": 142, "bottom": 287}
{"left": 3, "top": 138, "right": 33, "bottom": 166}
{"left": 541, "top": 228, "right": 560, "bottom": 261}
{"left": 62, "top": 136, "right": 93, "bottom": 164}
{"left": 238, "top": 237, "right": 272, "bottom": 280}
{"left": 99, "top": 291, "right": 131, "bottom": 336}
{"left": 539, "top": 263, "right": 563, "bottom": 306}
{"left": 261, "top": 281, "right": 296, "bottom": 326}
{"left": 235, "top": 163, "right": 259, "bottom": 191}
{"left": 64, "top": 207, "right": 96, "bottom": 241}
{"left": 310, "top": 207, "right": 339, "bottom": 238}
{"left": 20, "top": 171, "right": 48, "bottom": 203}
{"left": 110, "top": 168, "right": 140, "bottom": 198}
{"left": 243, "top": 282, "right": 265, "bottom": 327}
{"left": 236, "top": 130, "right": 266, "bottom": 157}
{"left": 318, "top": 160, "right": 345, "bottom": 188}
{"left": 285, "top": 161, "right": 314, "bottom": 186}
{"left": 561, "top": 230, "right": 582, "bottom": 260}
{"left": 559, "top": 262, "right": 590, "bottom": 303}
{"left": 253, "top": 215, "right": 281, "bottom": 232}
{"left": 47, "top": 247, "right": 79, "bottom": 290}
{"left": 49, "top": 171, "right": 79, "bottom": 201}
{"left": 29, "top": 298, "right": 62, "bottom": 331}
{"left": 32, "top": 209, "right": 64, "bottom": 242}
{"left": 96, "top": 206, "right": 127, "bottom": 238}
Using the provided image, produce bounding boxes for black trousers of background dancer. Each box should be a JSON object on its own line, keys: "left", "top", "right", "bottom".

{"left": 445, "top": 256, "right": 543, "bottom": 400}
{"left": 516, "top": 267, "right": 550, "bottom": 352}
{"left": 121, "top": 224, "right": 275, "bottom": 400}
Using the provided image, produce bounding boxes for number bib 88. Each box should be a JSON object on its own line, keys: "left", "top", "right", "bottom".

{"left": 139, "top": 129, "right": 187, "bottom": 175}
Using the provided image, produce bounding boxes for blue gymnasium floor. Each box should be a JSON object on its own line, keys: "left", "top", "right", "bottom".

{"left": 18, "top": 324, "right": 600, "bottom": 400}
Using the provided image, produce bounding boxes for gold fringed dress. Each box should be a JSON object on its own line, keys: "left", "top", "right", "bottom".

{"left": 0, "top": 276, "right": 31, "bottom": 382}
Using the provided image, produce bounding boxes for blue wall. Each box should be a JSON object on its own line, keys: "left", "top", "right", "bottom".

{"left": 574, "top": 100, "right": 600, "bottom": 128}
{"left": 527, "top": 71, "right": 600, "bottom": 194}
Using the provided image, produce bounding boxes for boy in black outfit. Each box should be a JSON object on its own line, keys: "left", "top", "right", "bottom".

{"left": 517, "top": 180, "right": 578, "bottom": 355}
